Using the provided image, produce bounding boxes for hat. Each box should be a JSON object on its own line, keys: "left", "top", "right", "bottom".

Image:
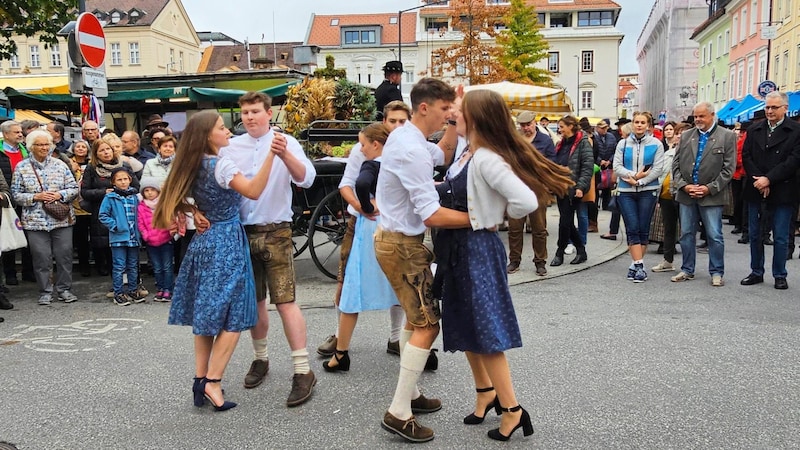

{"left": 517, "top": 111, "right": 535, "bottom": 124}
{"left": 145, "top": 114, "right": 169, "bottom": 129}
{"left": 596, "top": 120, "right": 609, "bottom": 129}
{"left": 682, "top": 115, "right": 695, "bottom": 125}
{"left": 139, "top": 177, "right": 162, "bottom": 193}
{"left": 752, "top": 109, "right": 766, "bottom": 120}
{"left": 539, "top": 116, "right": 550, "bottom": 122}
{"left": 382, "top": 60, "right": 404, "bottom": 73}
{"left": 614, "top": 118, "right": 631, "bottom": 126}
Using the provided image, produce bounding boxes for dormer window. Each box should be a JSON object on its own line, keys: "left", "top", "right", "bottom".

{"left": 111, "top": 12, "right": 121, "bottom": 24}
{"left": 92, "top": 9, "right": 107, "bottom": 20}
{"left": 331, "top": 18, "right": 339, "bottom": 26}
{"left": 128, "top": 8, "right": 142, "bottom": 24}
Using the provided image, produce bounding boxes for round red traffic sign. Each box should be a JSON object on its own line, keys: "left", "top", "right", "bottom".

{"left": 75, "top": 12, "right": 106, "bottom": 69}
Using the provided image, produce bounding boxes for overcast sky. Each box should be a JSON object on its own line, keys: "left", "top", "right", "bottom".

{"left": 183, "top": 0, "right": 655, "bottom": 74}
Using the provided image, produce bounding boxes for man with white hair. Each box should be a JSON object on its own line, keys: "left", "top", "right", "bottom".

{"left": 740, "top": 91, "right": 800, "bottom": 290}
{"left": 670, "top": 102, "right": 736, "bottom": 287}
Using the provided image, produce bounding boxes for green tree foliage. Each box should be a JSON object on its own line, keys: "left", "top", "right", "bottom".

{"left": 496, "top": 0, "right": 552, "bottom": 86}
{"left": 0, "top": 0, "right": 78, "bottom": 59}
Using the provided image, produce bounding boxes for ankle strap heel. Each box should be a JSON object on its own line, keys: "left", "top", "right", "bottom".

{"left": 475, "top": 386, "right": 494, "bottom": 393}
{"left": 487, "top": 405, "right": 534, "bottom": 441}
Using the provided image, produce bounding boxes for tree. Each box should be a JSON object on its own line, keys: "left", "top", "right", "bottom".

{"left": 430, "top": 0, "right": 509, "bottom": 85}
{"left": 496, "top": 0, "right": 552, "bottom": 85}
{"left": 0, "top": 0, "right": 78, "bottom": 60}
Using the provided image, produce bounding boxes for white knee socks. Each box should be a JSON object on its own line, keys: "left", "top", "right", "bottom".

{"left": 388, "top": 343, "right": 429, "bottom": 420}
{"left": 252, "top": 337, "right": 269, "bottom": 361}
{"left": 389, "top": 305, "right": 404, "bottom": 343}
{"left": 291, "top": 349, "right": 310, "bottom": 375}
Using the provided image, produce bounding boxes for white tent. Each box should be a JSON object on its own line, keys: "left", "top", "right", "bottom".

{"left": 464, "top": 81, "right": 573, "bottom": 114}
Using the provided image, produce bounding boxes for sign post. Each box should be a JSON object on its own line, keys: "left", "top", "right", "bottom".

{"left": 757, "top": 80, "right": 777, "bottom": 99}
{"left": 68, "top": 12, "right": 107, "bottom": 97}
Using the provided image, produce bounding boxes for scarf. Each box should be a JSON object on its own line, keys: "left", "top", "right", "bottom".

{"left": 94, "top": 159, "right": 123, "bottom": 178}
{"left": 157, "top": 154, "right": 175, "bottom": 167}
{"left": 143, "top": 197, "right": 159, "bottom": 210}
{"left": 113, "top": 186, "right": 138, "bottom": 197}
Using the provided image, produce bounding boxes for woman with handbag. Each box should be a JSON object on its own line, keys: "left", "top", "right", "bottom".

{"left": 551, "top": 115, "right": 594, "bottom": 266}
{"left": 10, "top": 130, "right": 79, "bottom": 305}
{"left": 0, "top": 174, "right": 15, "bottom": 311}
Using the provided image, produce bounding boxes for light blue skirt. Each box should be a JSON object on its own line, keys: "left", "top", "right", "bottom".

{"left": 339, "top": 215, "right": 399, "bottom": 313}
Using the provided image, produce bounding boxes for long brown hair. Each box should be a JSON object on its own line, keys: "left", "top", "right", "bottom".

{"left": 461, "top": 90, "right": 573, "bottom": 199}
{"left": 153, "top": 110, "right": 221, "bottom": 228}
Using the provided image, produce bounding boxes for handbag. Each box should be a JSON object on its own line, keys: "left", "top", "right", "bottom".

{"left": 581, "top": 173, "right": 596, "bottom": 203}
{"left": 31, "top": 163, "right": 72, "bottom": 221}
{"left": 607, "top": 189, "right": 619, "bottom": 212}
{"left": 1, "top": 197, "right": 28, "bottom": 252}
{"left": 599, "top": 168, "right": 617, "bottom": 190}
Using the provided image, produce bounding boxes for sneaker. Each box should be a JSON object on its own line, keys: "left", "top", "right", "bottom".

{"left": 633, "top": 265, "right": 648, "bottom": 283}
{"left": 411, "top": 393, "right": 442, "bottom": 414}
{"left": 386, "top": 340, "right": 400, "bottom": 356}
{"left": 243, "top": 359, "right": 270, "bottom": 389}
{"left": 154, "top": 291, "right": 164, "bottom": 301}
{"left": 506, "top": 262, "right": 520, "bottom": 274}
{"left": 535, "top": 264, "right": 547, "bottom": 276}
{"left": 158, "top": 291, "right": 172, "bottom": 302}
{"left": 57, "top": 290, "right": 78, "bottom": 303}
{"left": 136, "top": 285, "right": 149, "bottom": 297}
{"left": 316, "top": 335, "right": 337, "bottom": 357}
{"left": 38, "top": 294, "right": 52, "bottom": 306}
{"left": 671, "top": 271, "right": 695, "bottom": 282}
{"left": 127, "top": 290, "right": 147, "bottom": 304}
{"left": 627, "top": 267, "right": 636, "bottom": 281}
{"left": 106, "top": 289, "right": 115, "bottom": 299}
{"left": 381, "top": 411, "right": 434, "bottom": 443}
{"left": 113, "top": 293, "right": 131, "bottom": 307}
{"left": 286, "top": 371, "right": 316, "bottom": 407}
{"left": 711, "top": 275, "right": 724, "bottom": 287}
{"left": 565, "top": 243, "right": 576, "bottom": 255}
{"left": 651, "top": 260, "right": 675, "bottom": 272}
{"left": 0, "top": 294, "right": 13, "bottom": 310}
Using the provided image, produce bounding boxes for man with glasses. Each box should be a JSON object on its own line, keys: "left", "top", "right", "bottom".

{"left": 81, "top": 121, "right": 100, "bottom": 147}
{"left": 507, "top": 111, "right": 555, "bottom": 276}
{"left": 121, "top": 131, "right": 155, "bottom": 166}
{"left": 740, "top": 91, "right": 800, "bottom": 290}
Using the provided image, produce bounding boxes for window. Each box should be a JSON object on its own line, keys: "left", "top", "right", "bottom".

{"left": 729, "top": 68, "right": 735, "bottom": 98}
{"left": 732, "top": 16, "right": 738, "bottom": 45}
{"left": 485, "top": 0, "right": 510, "bottom": 4}
{"left": 129, "top": 42, "right": 140, "bottom": 64}
{"left": 425, "top": 19, "right": 448, "bottom": 31}
{"left": 550, "top": 13, "right": 571, "bottom": 28}
{"left": 581, "top": 91, "right": 593, "bottom": 110}
{"left": 714, "top": 82, "right": 719, "bottom": 102}
{"left": 740, "top": 9, "right": 747, "bottom": 42}
{"left": 423, "top": 0, "right": 449, "bottom": 4}
{"left": 724, "top": 29, "right": 730, "bottom": 52}
{"left": 179, "top": 51, "right": 184, "bottom": 72}
{"left": 537, "top": 13, "right": 545, "bottom": 25}
{"left": 29, "top": 45, "right": 40, "bottom": 67}
{"left": 700, "top": 86, "right": 705, "bottom": 101}
{"left": 746, "top": 57, "right": 754, "bottom": 93}
{"left": 169, "top": 48, "right": 175, "bottom": 69}
{"left": 50, "top": 43, "right": 61, "bottom": 67}
{"left": 343, "top": 28, "right": 378, "bottom": 46}
{"left": 717, "top": 35, "right": 722, "bottom": 58}
{"left": 796, "top": 45, "right": 800, "bottom": 82}
{"left": 577, "top": 11, "right": 613, "bottom": 27}
{"left": 389, "top": 16, "right": 397, "bottom": 24}
{"left": 10, "top": 53, "right": 19, "bottom": 68}
{"left": 702, "top": 46, "right": 707, "bottom": 65}
{"left": 737, "top": 62, "right": 744, "bottom": 97}
{"left": 758, "top": 52, "right": 767, "bottom": 82}
{"left": 548, "top": 52, "right": 559, "bottom": 72}
{"left": 330, "top": 19, "right": 339, "bottom": 26}
{"left": 456, "top": 57, "right": 466, "bottom": 76}
{"left": 774, "top": 54, "right": 780, "bottom": 87}
{"left": 708, "top": 42, "right": 713, "bottom": 63}
{"left": 750, "top": 0, "right": 757, "bottom": 34}
{"left": 783, "top": 51, "right": 789, "bottom": 86}
{"left": 581, "top": 51, "right": 593, "bottom": 72}
{"left": 432, "top": 53, "right": 442, "bottom": 77}
{"left": 111, "top": 43, "right": 121, "bottom": 65}
{"left": 722, "top": 80, "right": 727, "bottom": 100}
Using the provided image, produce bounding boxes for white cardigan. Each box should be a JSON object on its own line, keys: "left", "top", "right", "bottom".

{"left": 466, "top": 147, "right": 538, "bottom": 230}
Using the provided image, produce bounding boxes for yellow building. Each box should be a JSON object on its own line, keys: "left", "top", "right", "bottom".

{"left": 769, "top": 0, "right": 799, "bottom": 92}
{"left": 0, "top": 0, "right": 200, "bottom": 92}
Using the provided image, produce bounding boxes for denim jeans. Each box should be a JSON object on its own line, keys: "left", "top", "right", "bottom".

{"left": 678, "top": 203, "right": 724, "bottom": 276}
{"left": 617, "top": 191, "right": 659, "bottom": 246}
{"left": 748, "top": 202, "right": 792, "bottom": 278}
{"left": 111, "top": 246, "right": 139, "bottom": 295}
{"left": 147, "top": 243, "right": 174, "bottom": 292}
{"left": 576, "top": 201, "right": 588, "bottom": 246}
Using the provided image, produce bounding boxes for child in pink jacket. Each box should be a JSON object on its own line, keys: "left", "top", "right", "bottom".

{"left": 138, "top": 177, "right": 174, "bottom": 302}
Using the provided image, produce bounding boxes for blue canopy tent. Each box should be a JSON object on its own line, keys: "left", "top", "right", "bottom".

{"left": 716, "top": 98, "right": 740, "bottom": 122}
{"left": 788, "top": 91, "right": 800, "bottom": 118}
{"left": 735, "top": 100, "right": 766, "bottom": 123}
{"left": 723, "top": 94, "right": 761, "bottom": 125}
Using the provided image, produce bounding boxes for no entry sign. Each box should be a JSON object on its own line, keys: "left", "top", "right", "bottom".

{"left": 75, "top": 12, "right": 106, "bottom": 69}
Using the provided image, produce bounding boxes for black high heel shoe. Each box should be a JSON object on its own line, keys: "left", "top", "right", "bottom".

{"left": 202, "top": 378, "right": 237, "bottom": 412}
{"left": 192, "top": 377, "right": 204, "bottom": 407}
{"left": 464, "top": 386, "right": 501, "bottom": 425}
{"left": 322, "top": 350, "right": 350, "bottom": 372}
{"left": 487, "top": 405, "right": 534, "bottom": 441}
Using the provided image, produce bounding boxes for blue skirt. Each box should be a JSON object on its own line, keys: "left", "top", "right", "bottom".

{"left": 439, "top": 229, "right": 522, "bottom": 354}
{"left": 339, "top": 216, "right": 399, "bottom": 313}
{"left": 168, "top": 219, "right": 257, "bottom": 336}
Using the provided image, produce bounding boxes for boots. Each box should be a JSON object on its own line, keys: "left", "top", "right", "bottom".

{"left": 0, "top": 293, "right": 13, "bottom": 310}
{"left": 570, "top": 248, "right": 587, "bottom": 264}
{"left": 588, "top": 220, "right": 598, "bottom": 233}
{"left": 550, "top": 249, "right": 565, "bottom": 267}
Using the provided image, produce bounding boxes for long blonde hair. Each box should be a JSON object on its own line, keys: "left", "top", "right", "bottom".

{"left": 153, "top": 110, "right": 221, "bottom": 228}
{"left": 462, "top": 90, "right": 573, "bottom": 199}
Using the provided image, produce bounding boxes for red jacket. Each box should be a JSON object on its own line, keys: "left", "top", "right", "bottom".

{"left": 137, "top": 202, "right": 171, "bottom": 246}
{"left": 733, "top": 131, "right": 746, "bottom": 180}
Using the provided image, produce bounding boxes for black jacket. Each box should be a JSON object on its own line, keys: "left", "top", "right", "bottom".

{"left": 374, "top": 79, "right": 403, "bottom": 120}
{"left": 741, "top": 118, "right": 800, "bottom": 205}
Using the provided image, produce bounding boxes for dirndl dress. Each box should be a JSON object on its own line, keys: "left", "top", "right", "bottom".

{"left": 436, "top": 159, "right": 522, "bottom": 354}
{"left": 168, "top": 156, "right": 257, "bottom": 336}
{"left": 339, "top": 215, "right": 399, "bottom": 313}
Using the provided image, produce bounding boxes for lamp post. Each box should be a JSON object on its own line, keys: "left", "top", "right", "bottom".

{"left": 398, "top": 0, "right": 451, "bottom": 85}
{"left": 574, "top": 54, "right": 580, "bottom": 116}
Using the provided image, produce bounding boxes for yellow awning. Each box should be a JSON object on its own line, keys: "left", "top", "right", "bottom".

{"left": 12, "top": 110, "right": 53, "bottom": 124}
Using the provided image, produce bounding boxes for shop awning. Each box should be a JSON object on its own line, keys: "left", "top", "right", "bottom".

{"left": 715, "top": 98, "right": 740, "bottom": 121}
{"left": 723, "top": 94, "right": 761, "bottom": 125}
{"left": 464, "top": 81, "right": 573, "bottom": 114}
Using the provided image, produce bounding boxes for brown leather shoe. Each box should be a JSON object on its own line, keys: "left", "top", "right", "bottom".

{"left": 286, "top": 371, "right": 316, "bottom": 407}
{"left": 243, "top": 359, "right": 269, "bottom": 389}
{"left": 316, "top": 335, "right": 337, "bottom": 357}
{"left": 386, "top": 340, "right": 400, "bottom": 356}
{"left": 410, "top": 393, "right": 442, "bottom": 414}
{"left": 381, "top": 411, "right": 435, "bottom": 443}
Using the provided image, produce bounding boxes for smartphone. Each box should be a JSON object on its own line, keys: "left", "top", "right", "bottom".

{"left": 643, "top": 164, "right": 652, "bottom": 171}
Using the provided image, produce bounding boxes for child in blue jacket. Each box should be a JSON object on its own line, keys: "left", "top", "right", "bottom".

{"left": 99, "top": 167, "right": 145, "bottom": 306}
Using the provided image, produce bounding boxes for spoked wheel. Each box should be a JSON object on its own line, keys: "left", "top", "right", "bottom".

{"left": 291, "top": 212, "right": 310, "bottom": 257}
{"left": 308, "top": 190, "right": 351, "bottom": 279}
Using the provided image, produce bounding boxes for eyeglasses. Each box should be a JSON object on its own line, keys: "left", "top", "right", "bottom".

{"left": 764, "top": 105, "right": 786, "bottom": 111}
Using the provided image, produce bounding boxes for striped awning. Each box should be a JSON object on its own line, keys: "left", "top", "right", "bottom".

{"left": 10, "top": 109, "right": 53, "bottom": 124}
{"left": 464, "top": 81, "right": 573, "bottom": 114}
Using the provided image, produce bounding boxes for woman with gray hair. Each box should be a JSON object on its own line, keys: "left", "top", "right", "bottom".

{"left": 11, "top": 129, "right": 80, "bottom": 305}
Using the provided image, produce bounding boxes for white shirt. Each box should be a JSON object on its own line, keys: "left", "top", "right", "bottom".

{"left": 376, "top": 122, "right": 445, "bottom": 236}
{"left": 220, "top": 129, "right": 316, "bottom": 225}
{"left": 338, "top": 143, "right": 366, "bottom": 216}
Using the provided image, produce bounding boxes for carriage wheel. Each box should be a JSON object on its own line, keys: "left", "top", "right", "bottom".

{"left": 291, "top": 213, "right": 310, "bottom": 257}
{"left": 308, "top": 190, "right": 350, "bottom": 280}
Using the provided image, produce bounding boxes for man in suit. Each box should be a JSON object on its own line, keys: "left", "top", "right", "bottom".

{"left": 740, "top": 91, "right": 800, "bottom": 290}
{"left": 374, "top": 61, "right": 404, "bottom": 121}
{"left": 670, "top": 102, "right": 737, "bottom": 287}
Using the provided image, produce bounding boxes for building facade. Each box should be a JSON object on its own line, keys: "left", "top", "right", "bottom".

{"left": 690, "top": 2, "right": 732, "bottom": 112}
{"left": 725, "top": 0, "right": 770, "bottom": 102}
{"left": 770, "top": 0, "right": 800, "bottom": 93}
{"left": 637, "top": 0, "right": 707, "bottom": 121}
